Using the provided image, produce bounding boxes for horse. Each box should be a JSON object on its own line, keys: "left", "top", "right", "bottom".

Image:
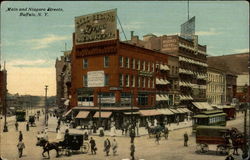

{"left": 36, "top": 138, "right": 60, "bottom": 158}
{"left": 228, "top": 128, "right": 245, "bottom": 155}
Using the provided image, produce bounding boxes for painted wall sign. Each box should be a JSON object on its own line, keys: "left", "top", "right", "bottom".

{"left": 87, "top": 71, "right": 104, "bottom": 87}
{"left": 75, "top": 9, "right": 117, "bottom": 44}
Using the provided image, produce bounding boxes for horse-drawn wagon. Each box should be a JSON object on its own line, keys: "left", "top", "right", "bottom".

{"left": 196, "top": 126, "right": 231, "bottom": 154}
{"left": 147, "top": 125, "right": 169, "bottom": 139}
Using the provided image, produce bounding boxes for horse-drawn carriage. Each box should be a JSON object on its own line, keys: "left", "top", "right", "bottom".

{"left": 147, "top": 125, "right": 169, "bottom": 139}
{"left": 196, "top": 126, "right": 245, "bottom": 155}
{"left": 36, "top": 133, "right": 90, "bottom": 158}
{"left": 29, "top": 115, "right": 36, "bottom": 127}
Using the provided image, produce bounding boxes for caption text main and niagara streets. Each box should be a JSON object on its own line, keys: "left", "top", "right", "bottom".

{"left": 5, "top": 7, "right": 63, "bottom": 17}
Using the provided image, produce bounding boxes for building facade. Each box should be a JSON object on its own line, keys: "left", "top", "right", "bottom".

{"left": 207, "top": 67, "right": 226, "bottom": 105}
{"left": 226, "top": 73, "right": 237, "bottom": 104}
{"left": 129, "top": 33, "right": 208, "bottom": 111}
{"left": 55, "top": 51, "right": 71, "bottom": 108}
{"left": 0, "top": 69, "right": 7, "bottom": 114}
{"left": 70, "top": 35, "right": 170, "bottom": 110}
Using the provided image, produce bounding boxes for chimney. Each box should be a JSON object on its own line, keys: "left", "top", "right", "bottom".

{"left": 131, "top": 31, "right": 134, "bottom": 40}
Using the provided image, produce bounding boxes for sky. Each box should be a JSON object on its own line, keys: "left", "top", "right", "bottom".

{"left": 1, "top": 1, "right": 249, "bottom": 96}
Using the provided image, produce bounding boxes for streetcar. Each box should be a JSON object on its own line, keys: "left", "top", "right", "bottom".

{"left": 15, "top": 109, "right": 26, "bottom": 122}
{"left": 192, "top": 110, "right": 226, "bottom": 132}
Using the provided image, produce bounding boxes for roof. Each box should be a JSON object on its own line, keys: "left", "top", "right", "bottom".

{"left": 196, "top": 125, "right": 229, "bottom": 130}
{"left": 93, "top": 112, "right": 112, "bottom": 118}
{"left": 73, "top": 106, "right": 139, "bottom": 111}
{"left": 139, "top": 110, "right": 162, "bottom": 116}
{"left": 192, "top": 102, "right": 214, "bottom": 110}
{"left": 75, "top": 111, "right": 90, "bottom": 119}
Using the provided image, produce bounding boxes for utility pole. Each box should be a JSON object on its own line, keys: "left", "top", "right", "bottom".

{"left": 3, "top": 67, "right": 8, "bottom": 132}
{"left": 45, "top": 85, "right": 48, "bottom": 127}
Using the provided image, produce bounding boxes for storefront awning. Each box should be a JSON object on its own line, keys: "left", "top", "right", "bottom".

{"left": 75, "top": 111, "right": 90, "bottom": 119}
{"left": 157, "top": 109, "right": 174, "bottom": 115}
{"left": 63, "top": 109, "right": 72, "bottom": 117}
{"left": 179, "top": 108, "right": 191, "bottom": 113}
{"left": 64, "top": 99, "right": 69, "bottom": 106}
{"left": 93, "top": 112, "right": 112, "bottom": 118}
{"left": 169, "top": 108, "right": 180, "bottom": 114}
{"left": 123, "top": 112, "right": 140, "bottom": 115}
{"left": 176, "top": 108, "right": 186, "bottom": 113}
{"left": 139, "top": 110, "right": 162, "bottom": 116}
{"left": 192, "top": 102, "right": 213, "bottom": 110}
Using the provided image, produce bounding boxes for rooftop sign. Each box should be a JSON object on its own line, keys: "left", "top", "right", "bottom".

{"left": 75, "top": 9, "right": 117, "bottom": 44}
{"left": 180, "top": 16, "right": 195, "bottom": 40}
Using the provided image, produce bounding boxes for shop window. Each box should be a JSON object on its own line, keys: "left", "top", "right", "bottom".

{"left": 99, "top": 92, "right": 115, "bottom": 107}
{"left": 77, "top": 94, "right": 94, "bottom": 106}
{"left": 104, "top": 56, "right": 109, "bottom": 68}
{"left": 121, "top": 92, "right": 132, "bottom": 106}
{"left": 83, "top": 59, "right": 88, "bottom": 69}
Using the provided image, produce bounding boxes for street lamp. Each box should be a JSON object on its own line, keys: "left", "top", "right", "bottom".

{"left": 44, "top": 85, "right": 48, "bottom": 127}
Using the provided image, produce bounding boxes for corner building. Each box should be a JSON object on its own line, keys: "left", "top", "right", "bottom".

{"left": 70, "top": 33, "right": 169, "bottom": 113}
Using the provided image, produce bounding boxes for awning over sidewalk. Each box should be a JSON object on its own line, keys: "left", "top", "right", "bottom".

{"left": 75, "top": 111, "right": 90, "bottom": 119}
{"left": 139, "top": 110, "right": 162, "bottom": 116}
{"left": 157, "top": 109, "right": 174, "bottom": 115}
{"left": 169, "top": 108, "right": 180, "bottom": 114}
{"left": 93, "top": 112, "right": 112, "bottom": 118}
{"left": 64, "top": 99, "right": 69, "bottom": 106}
{"left": 123, "top": 112, "right": 140, "bottom": 115}
{"left": 176, "top": 108, "right": 186, "bottom": 113}
{"left": 179, "top": 108, "right": 191, "bottom": 113}
{"left": 192, "top": 102, "right": 214, "bottom": 110}
{"left": 63, "top": 109, "right": 72, "bottom": 117}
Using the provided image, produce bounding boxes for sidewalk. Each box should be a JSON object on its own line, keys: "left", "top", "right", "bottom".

{"left": 47, "top": 116, "right": 192, "bottom": 137}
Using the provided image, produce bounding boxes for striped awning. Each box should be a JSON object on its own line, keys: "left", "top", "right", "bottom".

{"left": 157, "top": 109, "right": 174, "bottom": 115}
{"left": 75, "top": 111, "right": 90, "bottom": 119}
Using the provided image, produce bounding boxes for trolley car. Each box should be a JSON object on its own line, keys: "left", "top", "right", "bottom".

{"left": 192, "top": 110, "right": 226, "bottom": 132}
{"left": 16, "top": 109, "right": 26, "bottom": 122}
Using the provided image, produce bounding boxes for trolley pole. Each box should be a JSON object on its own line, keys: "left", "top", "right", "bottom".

{"left": 45, "top": 85, "right": 48, "bottom": 127}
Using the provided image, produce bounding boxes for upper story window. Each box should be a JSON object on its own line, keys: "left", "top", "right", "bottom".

{"left": 104, "top": 56, "right": 109, "bottom": 68}
{"left": 175, "top": 67, "right": 178, "bottom": 74}
{"left": 148, "top": 78, "right": 151, "bottom": 88}
{"left": 119, "top": 56, "right": 124, "bottom": 68}
{"left": 83, "top": 59, "right": 88, "bottom": 69}
{"left": 137, "top": 60, "right": 140, "bottom": 70}
{"left": 138, "top": 77, "right": 141, "bottom": 88}
{"left": 142, "top": 77, "right": 146, "bottom": 88}
{"left": 125, "top": 57, "right": 130, "bottom": 68}
{"left": 105, "top": 74, "right": 109, "bottom": 86}
{"left": 125, "top": 75, "right": 130, "bottom": 87}
{"left": 148, "top": 62, "right": 150, "bottom": 72}
{"left": 132, "top": 58, "right": 136, "bottom": 69}
{"left": 119, "top": 74, "right": 124, "bottom": 87}
{"left": 152, "top": 79, "right": 155, "bottom": 88}
{"left": 83, "top": 75, "right": 88, "bottom": 87}
{"left": 132, "top": 75, "right": 135, "bottom": 87}
{"left": 143, "top": 61, "right": 146, "bottom": 71}
{"left": 152, "top": 63, "right": 155, "bottom": 72}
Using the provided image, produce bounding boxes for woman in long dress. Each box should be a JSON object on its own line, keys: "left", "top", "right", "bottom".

{"left": 56, "top": 128, "right": 63, "bottom": 140}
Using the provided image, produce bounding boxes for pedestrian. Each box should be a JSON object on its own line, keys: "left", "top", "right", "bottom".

{"left": 184, "top": 132, "right": 189, "bottom": 147}
{"left": 15, "top": 121, "right": 19, "bottom": 131}
{"left": 19, "top": 131, "right": 23, "bottom": 142}
{"left": 89, "top": 137, "right": 97, "bottom": 155}
{"left": 37, "top": 115, "right": 39, "bottom": 121}
{"left": 17, "top": 140, "right": 25, "bottom": 158}
{"left": 56, "top": 125, "right": 59, "bottom": 133}
{"left": 36, "top": 131, "right": 41, "bottom": 140}
{"left": 104, "top": 138, "right": 111, "bottom": 156}
{"left": 26, "top": 122, "right": 29, "bottom": 131}
{"left": 111, "top": 138, "right": 118, "bottom": 155}
{"left": 130, "top": 128, "right": 136, "bottom": 143}
{"left": 155, "top": 131, "right": 160, "bottom": 144}
{"left": 56, "top": 128, "right": 62, "bottom": 140}
{"left": 164, "top": 127, "right": 169, "bottom": 140}
{"left": 130, "top": 143, "right": 135, "bottom": 160}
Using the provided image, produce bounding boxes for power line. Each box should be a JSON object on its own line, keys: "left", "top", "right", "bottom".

{"left": 117, "top": 15, "right": 127, "bottom": 41}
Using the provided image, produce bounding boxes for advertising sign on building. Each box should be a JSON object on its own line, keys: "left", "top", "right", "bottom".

{"left": 87, "top": 71, "right": 104, "bottom": 87}
{"left": 100, "top": 97, "right": 116, "bottom": 103}
{"left": 180, "top": 16, "right": 195, "bottom": 40}
{"left": 75, "top": 9, "right": 117, "bottom": 44}
{"left": 161, "top": 36, "right": 179, "bottom": 52}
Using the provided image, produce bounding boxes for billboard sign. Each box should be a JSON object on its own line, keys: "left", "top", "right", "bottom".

{"left": 180, "top": 16, "right": 195, "bottom": 40}
{"left": 75, "top": 9, "right": 117, "bottom": 44}
{"left": 87, "top": 71, "right": 104, "bottom": 87}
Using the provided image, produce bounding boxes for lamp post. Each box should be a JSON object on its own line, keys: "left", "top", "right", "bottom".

{"left": 44, "top": 85, "right": 48, "bottom": 127}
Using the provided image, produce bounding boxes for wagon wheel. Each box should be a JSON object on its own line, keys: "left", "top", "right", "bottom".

{"left": 196, "top": 144, "right": 208, "bottom": 153}
{"left": 217, "top": 144, "right": 229, "bottom": 155}
{"left": 81, "top": 142, "right": 89, "bottom": 153}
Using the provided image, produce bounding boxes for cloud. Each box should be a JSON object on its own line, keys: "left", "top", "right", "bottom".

{"left": 232, "top": 48, "right": 249, "bottom": 53}
{"left": 25, "top": 34, "right": 70, "bottom": 50}
{"left": 7, "top": 59, "right": 53, "bottom": 68}
{"left": 7, "top": 66, "right": 56, "bottom": 96}
{"left": 122, "top": 22, "right": 144, "bottom": 30}
{"left": 196, "top": 28, "right": 222, "bottom": 36}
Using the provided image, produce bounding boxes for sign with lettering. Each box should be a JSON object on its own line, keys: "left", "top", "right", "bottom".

{"left": 75, "top": 9, "right": 117, "bottom": 44}
{"left": 87, "top": 71, "right": 104, "bottom": 87}
{"left": 180, "top": 16, "right": 195, "bottom": 40}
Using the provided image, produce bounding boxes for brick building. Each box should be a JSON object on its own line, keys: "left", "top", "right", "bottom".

{"left": 128, "top": 33, "right": 209, "bottom": 111}
{"left": 0, "top": 69, "right": 7, "bottom": 114}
